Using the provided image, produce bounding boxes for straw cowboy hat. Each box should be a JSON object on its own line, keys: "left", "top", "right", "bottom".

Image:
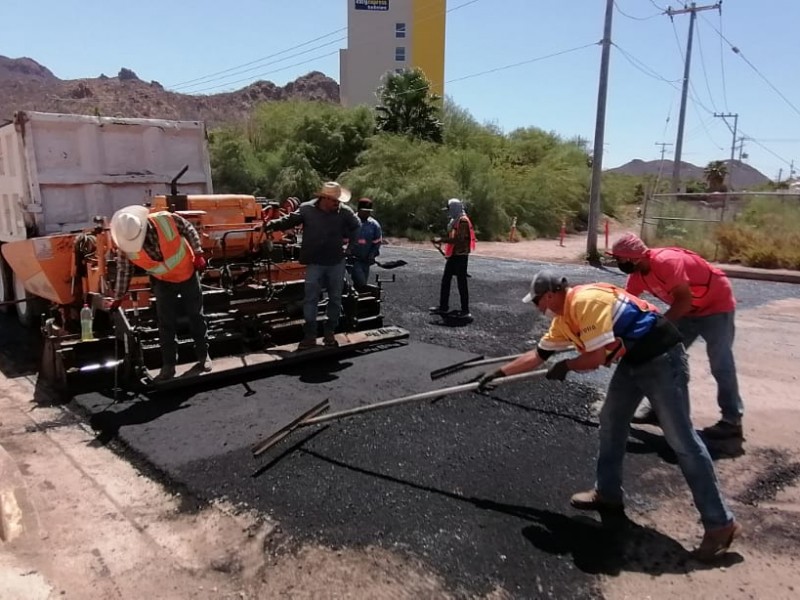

{"left": 110, "top": 205, "right": 150, "bottom": 253}
{"left": 317, "top": 181, "right": 352, "bottom": 203}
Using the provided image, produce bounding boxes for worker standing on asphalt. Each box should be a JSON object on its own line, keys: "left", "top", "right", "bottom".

{"left": 347, "top": 197, "right": 383, "bottom": 291}
{"left": 263, "top": 182, "right": 360, "bottom": 349}
{"left": 609, "top": 233, "right": 744, "bottom": 440}
{"left": 430, "top": 198, "right": 476, "bottom": 318}
{"left": 109, "top": 205, "right": 210, "bottom": 382}
{"left": 477, "top": 269, "right": 741, "bottom": 561}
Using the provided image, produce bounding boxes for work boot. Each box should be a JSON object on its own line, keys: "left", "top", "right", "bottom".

{"left": 323, "top": 332, "right": 339, "bottom": 347}
{"left": 570, "top": 489, "right": 624, "bottom": 513}
{"left": 297, "top": 337, "right": 318, "bottom": 350}
{"left": 631, "top": 398, "right": 659, "bottom": 425}
{"left": 453, "top": 310, "right": 472, "bottom": 319}
{"left": 429, "top": 306, "right": 448, "bottom": 315}
{"left": 153, "top": 365, "right": 176, "bottom": 383}
{"left": 702, "top": 419, "right": 744, "bottom": 440}
{"left": 195, "top": 355, "right": 212, "bottom": 373}
{"left": 693, "top": 520, "right": 742, "bottom": 562}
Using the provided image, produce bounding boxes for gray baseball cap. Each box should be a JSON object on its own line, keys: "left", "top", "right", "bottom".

{"left": 522, "top": 270, "right": 568, "bottom": 303}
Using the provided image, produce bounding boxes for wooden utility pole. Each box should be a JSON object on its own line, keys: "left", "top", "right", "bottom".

{"left": 653, "top": 141, "right": 673, "bottom": 191}
{"left": 668, "top": 2, "right": 721, "bottom": 193}
{"left": 713, "top": 112, "right": 738, "bottom": 190}
{"left": 586, "top": 0, "right": 614, "bottom": 261}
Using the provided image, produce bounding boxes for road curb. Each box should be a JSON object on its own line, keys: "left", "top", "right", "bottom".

{"left": 0, "top": 443, "right": 34, "bottom": 543}
{"left": 717, "top": 265, "right": 800, "bottom": 285}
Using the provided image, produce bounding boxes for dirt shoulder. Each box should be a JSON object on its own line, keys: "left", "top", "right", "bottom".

{"left": 2, "top": 236, "right": 799, "bottom": 599}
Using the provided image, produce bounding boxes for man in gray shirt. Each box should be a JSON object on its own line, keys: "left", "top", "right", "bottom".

{"left": 264, "top": 182, "right": 360, "bottom": 349}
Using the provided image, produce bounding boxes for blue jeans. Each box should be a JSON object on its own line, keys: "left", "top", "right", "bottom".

{"left": 677, "top": 311, "right": 743, "bottom": 423}
{"left": 349, "top": 259, "right": 371, "bottom": 290}
{"left": 597, "top": 344, "right": 734, "bottom": 530}
{"left": 303, "top": 261, "right": 346, "bottom": 339}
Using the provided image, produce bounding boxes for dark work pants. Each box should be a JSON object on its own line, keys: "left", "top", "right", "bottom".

{"left": 151, "top": 274, "right": 208, "bottom": 367}
{"left": 439, "top": 254, "right": 469, "bottom": 312}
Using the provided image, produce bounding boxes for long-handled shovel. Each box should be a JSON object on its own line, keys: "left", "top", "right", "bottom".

{"left": 429, "top": 353, "right": 526, "bottom": 380}
{"left": 251, "top": 369, "right": 547, "bottom": 457}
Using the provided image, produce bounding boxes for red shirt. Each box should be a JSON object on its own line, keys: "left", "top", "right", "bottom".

{"left": 625, "top": 248, "right": 735, "bottom": 317}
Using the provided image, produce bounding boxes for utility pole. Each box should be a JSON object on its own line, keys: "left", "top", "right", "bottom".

{"left": 653, "top": 141, "right": 673, "bottom": 191}
{"left": 737, "top": 136, "right": 748, "bottom": 161}
{"left": 586, "top": 0, "right": 614, "bottom": 261}
{"left": 713, "top": 112, "right": 738, "bottom": 190}
{"left": 667, "top": 2, "right": 721, "bottom": 193}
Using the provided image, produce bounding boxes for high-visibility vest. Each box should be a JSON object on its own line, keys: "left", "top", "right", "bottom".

{"left": 126, "top": 211, "right": 196, "bottom": 283}
{"left": 444, "top": 215, "right": 477, "bottom": 257}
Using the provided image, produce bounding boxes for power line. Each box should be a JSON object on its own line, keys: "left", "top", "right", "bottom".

{"left": 717, "top": 10, "right": 729, "bottom": 110}
{"left": 168, "top": 28, "right": 346, "bottom": 90}
{"left": 694, "top": 20, "right": 718, "bottom": 112}
{"left": 701, "top": 14, "right": 800, "bottom": 120}
{"left": 613, "top": 43, "right": 680, "bottom": 84}
{"left": 173, "top": 0, "right": 483, "bottom": 94}
{"left": 613, "top": 1, "right": 661, "bottom": 20}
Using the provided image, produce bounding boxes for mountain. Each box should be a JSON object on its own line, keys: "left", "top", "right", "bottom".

{"left": 0, "top": 56, "right": 339, "bottom": 126}
{"left": 607, "top": 159, "right": 771, "bottom": 189}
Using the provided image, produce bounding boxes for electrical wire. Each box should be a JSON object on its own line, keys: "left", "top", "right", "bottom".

{"left": 173, "top": 0, "right": 483, "bottom": 94}
{"left": 613, "top": 1, "right": 661, "bottom": 21}
{"left": 717, "top": 10, "right": 729, "bottom": 110}
{"left": 694, "top": 21, "right": 718, "bottom": 112}
{"left": 168, "top": 28, "right": 347, "bottom": 90}
{"left": 701, "top": 14, "right": 800, "bottom": 120}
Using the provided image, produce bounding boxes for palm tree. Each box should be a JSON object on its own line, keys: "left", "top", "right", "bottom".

{"left": 375, "top": 68, "right": 443, "bottom": 143}
{"left": 704, "top": 160, "right": 728, "bottom": 192}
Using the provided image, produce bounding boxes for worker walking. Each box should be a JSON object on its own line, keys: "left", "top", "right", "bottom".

{"left": 477, "top": 270, "right": 741, "bottom": 562}
{"left": 430, "top": 198, "right": 476, "bottom": 318}
{"left": 264, "top": 182, "right": 360, "bottom": 349}
{"left": 610, "top": 233, "right": 744, "bottom": 440}
{"left": 109, "top": 205, "right": 210, "bottom": 382}
{"left": 347, "top": 197, "right": 383, "bottom": 291}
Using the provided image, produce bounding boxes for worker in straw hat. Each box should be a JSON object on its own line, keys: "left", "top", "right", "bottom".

{"left": 263, "top": 181, "right": 361, "bottom": 349}
{"left": 475, "top": 269, "right": 741, "bottom": 561}
{"left": 107, "top": 205, "right": 210, "bottom": 382}
{"left": 609, "top": 232, "right": 743, "bottom": 440}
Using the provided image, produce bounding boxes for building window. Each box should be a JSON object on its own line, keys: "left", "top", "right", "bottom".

{"left": 395, "top": 46, "right": 406, "bottom": 62}
{"left": 395, "top": 23, "right": 406, "bottom": 38}
{"left": 395, "top": 68, "right": 405, "bottom": 74}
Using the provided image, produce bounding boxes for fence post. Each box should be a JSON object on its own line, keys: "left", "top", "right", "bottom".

{"left": 559, "top": 219, "right": 566, "bottom": 247}
{"left": 508, "top": 217, "right": 518, "bottom": 242}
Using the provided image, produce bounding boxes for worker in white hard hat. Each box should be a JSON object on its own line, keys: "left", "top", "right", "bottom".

{"left": 108, "top": 205, "right": 209, "bottom": 382}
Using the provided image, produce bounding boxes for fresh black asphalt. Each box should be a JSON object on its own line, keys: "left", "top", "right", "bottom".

{"left": 2, "top": 246, "right": 799, "bottom": 598}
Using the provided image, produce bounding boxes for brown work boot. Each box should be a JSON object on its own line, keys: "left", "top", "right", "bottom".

{"left": 323, "top": 332, "right": 339, "bottom": 347}
{"left": 297, "top": 337, "right": 318, "bottom": 350}
{"left": 702, "top": 419, "right": 743, "bottom": 440}
{"left": 693, "top": 520, "right": 742, "bottom": 562}
{"left": 570, "top": 489, "right": 624, "bottom": 512}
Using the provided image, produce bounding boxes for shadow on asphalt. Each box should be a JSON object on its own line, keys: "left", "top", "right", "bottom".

{"left": 294, "top": 447, "right": 744, "bottom": 576}
{"left": 628, "top": 427, "right": 745, "bottom": 463}
{"left": 85, "top": 393, "right": 194, "bottom": 444}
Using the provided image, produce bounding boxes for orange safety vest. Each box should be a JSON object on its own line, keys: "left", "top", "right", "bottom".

{"left": 126, "top": 211, "right": 196, "bottom": 283}
{"left": 444, "top": 215, "right": 477, "bottom": 258}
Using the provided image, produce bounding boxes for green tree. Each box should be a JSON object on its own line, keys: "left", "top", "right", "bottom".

{"left": 375, "top": 69, "right": 443, "bottom": 143}
{"left": 704, "top": 160, "right": 728, "bottom": 192}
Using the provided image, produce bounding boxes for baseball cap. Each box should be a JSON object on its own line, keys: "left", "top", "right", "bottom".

{"left": 522, "top": 270, "right": 568, "bottom": 303}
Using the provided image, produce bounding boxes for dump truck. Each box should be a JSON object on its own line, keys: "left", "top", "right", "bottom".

{"left": 0, "top": 111, "right": 407, "bottom": 396}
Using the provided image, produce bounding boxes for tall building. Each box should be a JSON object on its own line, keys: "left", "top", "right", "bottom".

{"left": 339, "top": 0, "right": 446, "bottom": 107}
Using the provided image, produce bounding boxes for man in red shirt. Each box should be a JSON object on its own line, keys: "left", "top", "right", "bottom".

{"left": 610, "top": 233, "right": 744, "bottom": 440}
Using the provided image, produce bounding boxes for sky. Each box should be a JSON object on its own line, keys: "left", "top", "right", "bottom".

{"left": 2, "top": 0, "right": 799, "bottom": 180}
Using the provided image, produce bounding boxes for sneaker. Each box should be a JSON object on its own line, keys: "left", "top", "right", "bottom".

{"left": 570, "top": 489, "right": 624, "bottom": 513}
{"left": 323, "top": 332, "right": 339, "bottom": 347}
{"left": 297, "top": 337, "right": 318, "bottom": 350}
{"left": 702, "top": 419, "right": 743, "bottom": 440}
{"left": 153, "top": 366, "right": 176, "bottom": 382}
{"left": 429, "top": 306, "right": 448, "bottom": 315}
{"left": 631, "top": 399, "right": 659, "bottom": 425}
{"left": 693, "top": 520, "right": 742, "bottom": 562}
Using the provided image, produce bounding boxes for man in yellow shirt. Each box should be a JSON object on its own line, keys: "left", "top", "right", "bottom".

{"left": 477, "top": 270, "right": 740, "bottom": 561}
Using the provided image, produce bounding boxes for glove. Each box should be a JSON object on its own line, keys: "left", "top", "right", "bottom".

{"left": 193, "top": 254, "right": 207, "bottom": 272}
{"left": 546, "top": 360, "right": 570, "bottom": 381}
{"left": 477, "top": 369, "right": 504, "bottom": 391}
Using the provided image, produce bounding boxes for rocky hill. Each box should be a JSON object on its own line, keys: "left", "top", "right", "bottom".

{"left": 0, "top": 55, "right": 339, "bottom": 125}
{"left": 607, "top": 158, "right": 771, "bottom": 189}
